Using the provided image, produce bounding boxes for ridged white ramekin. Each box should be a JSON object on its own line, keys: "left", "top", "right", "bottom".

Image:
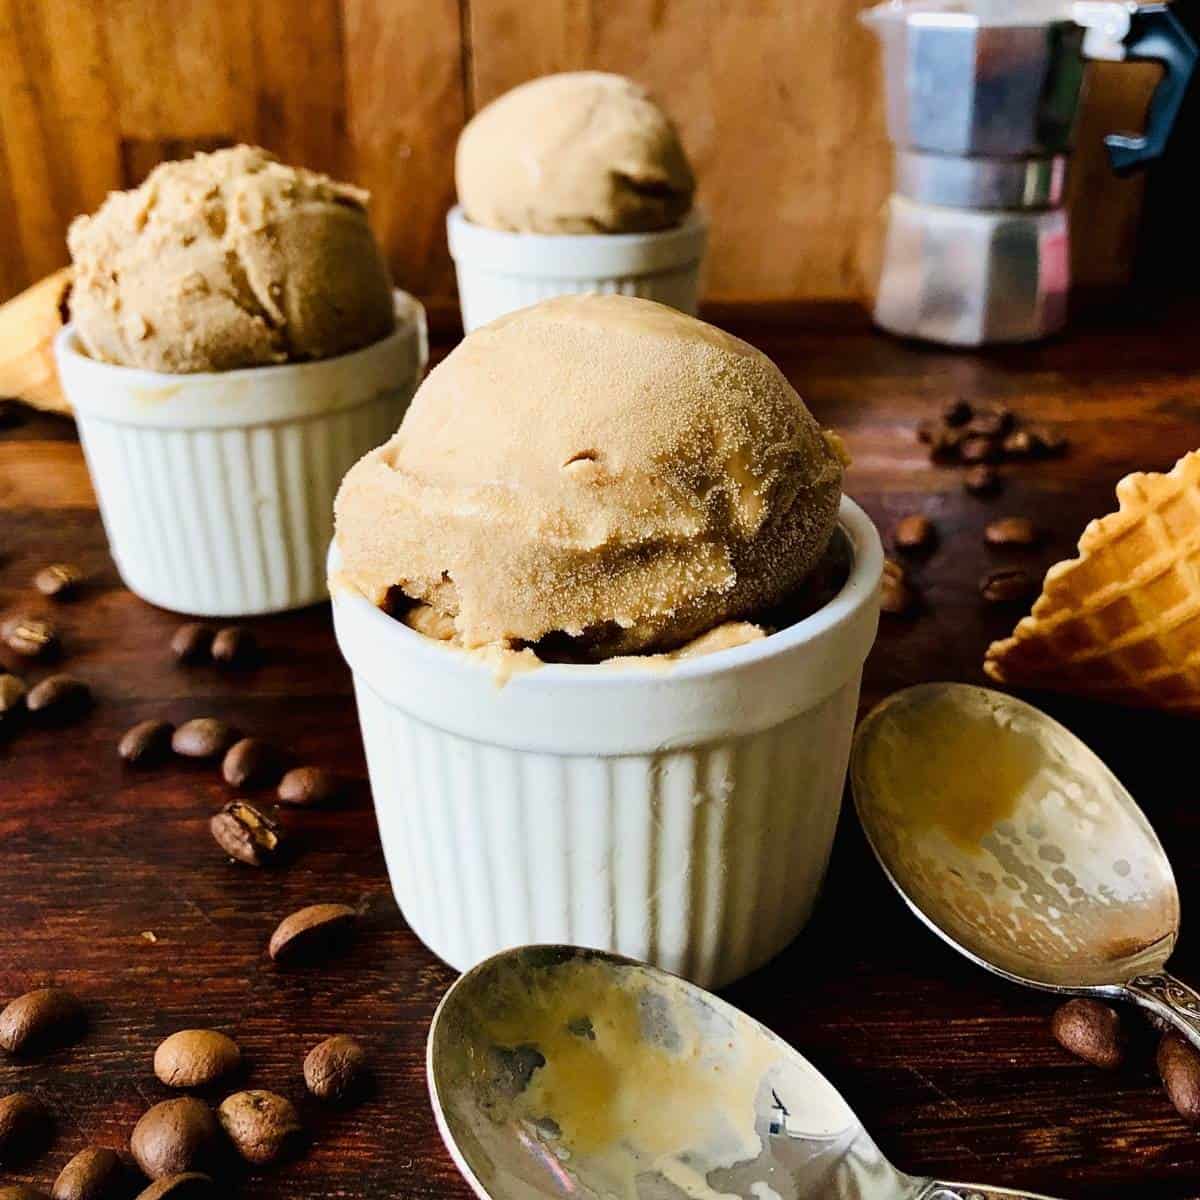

{"left": 55, "top": 293, "right": 427, "bottom": 617}
{"left": 330, "top": 498, "right": 882, "bottom": 988}
{"left": 447, "top": 206, "right": 707, "bottom": 332}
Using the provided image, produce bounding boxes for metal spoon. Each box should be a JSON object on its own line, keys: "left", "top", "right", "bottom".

{"left": 851, "top": 682, "right": 1200, "bottom": 1042}
{"left": 428, "top": 943, "right": 1060, "bottom": 1200}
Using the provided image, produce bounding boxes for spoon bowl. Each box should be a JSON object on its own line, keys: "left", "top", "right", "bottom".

{"left": 428, "top": 943, "right": 1059, "bottom": 1200}
{"left": 852, "top": 684, "right": 1200, "bottom": 1040}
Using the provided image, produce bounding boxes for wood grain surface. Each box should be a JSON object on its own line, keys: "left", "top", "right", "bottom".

{"left": 4, "top": 304, "right": 1200, "bottom": 1197}
{"left": 0, "top": 0, "right": 1163, "bottom": 306}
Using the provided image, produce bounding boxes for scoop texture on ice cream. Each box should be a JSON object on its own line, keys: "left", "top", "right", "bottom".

{"left": 335, "top": 294, "right": 846, "bottom": 660}
{"left": 68, "top": 145, "right": 395, "bottom": 373}
{"left": 456, "top": 73, "right": 696, "bottom": 235}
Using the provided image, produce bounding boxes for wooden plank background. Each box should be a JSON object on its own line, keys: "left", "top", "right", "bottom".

{"left": 0, "top": 0, "right": 1159, "bottom": 308}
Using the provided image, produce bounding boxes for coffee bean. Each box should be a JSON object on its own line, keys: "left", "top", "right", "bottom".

{"left": 965, "top": 408, "right": 1012, "bottom": 438}
{"left": 959, "top": 435, "right": 998, "bottom": 464}
{"left": 1158, "top": 1034, "right": 1200, "bottom": 1123}
{"left": 171, "top": 719, "right": 236, "bottom": 760}
{"left": 129, "top": 1098, "right": 219, "bottom": 1180}
{"left": 210, "top": 802, "right": 283, "bottom": 868}
{"left": 1001, "top": 429, "right": 1036, "bottom": 458}
{"left": 269, "top": 904, "right": 357, "bottom": 965}
{"left": 980, "top": 567, "right": 1037, "bottom": 604}
{"left": 51, "top": 1146, "right": 126, "bottom": 1200}
{"left": 942, "top": 399, "right": 972, "bottom": 427}
{"left": 892, "top": 514, "right": 935, "bottom": 554}
{"left": 927, "top": 427, "right": 964, "bottom": 463}
{"left": 1028, "top": 424, "right": 1068, "bottom": 457}
{"left": 221, "top": 738, "right": 279, "bottom": 789}
{"left": 210, "top": 627, "right": 256, "bottom": 668}
{"left": 134, "top": 1176, "right": 215, "bottom": 1200}
{"left": 2, "top": 616, "right": 58, "bottom": 659}
{"left": 304, "top": 1035, "right": 369, "bottom": 1103}
{"left": 0, "top": 1092, "right": 52, "bottom": 1165}
{"left": 0, "top": 398, "right": 24, "bottom": 429}
{"left": 1, "top": 1185, "right": 51, "bottom": 1199}
{"left": 0, "top": 988, "right": 85, "bottom": 1055}
{"left": 216, "top": 1091, "right": 303, "bottom": 1165}
{"left": 154, "top": 1031, "right": 241, "bottom": 1090}
{"left": 984, "top": 516, "right": 1038, "bottom": 548}
{"left": 26, "top": 675, "right": 91, "bottom": 722}
{"left": 118, "top": 720, "right": 174, "bottom": 766}
{"left": 880, "top": 559, "right": 916, "bottom": 617}
{"left": 169, "top": 624, "right": 214, "bottom": 664}
{"left": 1051, "top": 999, "right": 1124, "bottom": 1069}
{"left": 34, "top": 564, "right": 83, "bottom": 600}
{"left": 963, "top": 465, "right": 1002, "bottom": 496}
{"left": 277, "top": 767, "right": 341, "bottom": 808}
{"left": 0, "top": 673, "right": 26, "bottom": 717}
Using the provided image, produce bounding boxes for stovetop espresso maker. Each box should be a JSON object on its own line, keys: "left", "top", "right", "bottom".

{"left": 864, "top": 1, "right": 1197, "bottom": 345}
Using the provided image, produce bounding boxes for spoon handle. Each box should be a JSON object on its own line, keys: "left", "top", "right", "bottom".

{"left": 1123, "top": 971, "right": 1200, "bottom": 1049}
{"left": 920, "top": 1185, "right": 1063, "bottom": 1200}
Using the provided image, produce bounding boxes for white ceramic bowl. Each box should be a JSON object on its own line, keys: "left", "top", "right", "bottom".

{"left": 55, "top": 292, "right": 427, "bottom": 617}
{"left": 330, "top": 497, "right": 883, "bottom": 989}
{"left": 447, "top": 206, "right": 708, "bottom": 332}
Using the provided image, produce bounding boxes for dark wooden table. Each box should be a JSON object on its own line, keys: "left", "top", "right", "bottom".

{"left": 4, "top": 302, "right": 1200, "bottom": 1199}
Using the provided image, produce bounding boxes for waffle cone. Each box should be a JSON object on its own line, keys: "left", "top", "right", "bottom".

{"left": 985, "top": 450, "right": 1200, "bottom": 714}
{"left": 0, "top": 268, "right": 72, "bottom": 415}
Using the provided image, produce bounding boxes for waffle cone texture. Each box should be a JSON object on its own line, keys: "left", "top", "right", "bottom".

{"left": 985, "top": 450, "right": 1200, "bottom": 715}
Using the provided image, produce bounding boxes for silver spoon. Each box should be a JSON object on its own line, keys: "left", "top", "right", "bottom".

{"left": 850, "top": 682, "right": 1200, "bottom": 1042}
{"left": 428, "top": 943, "right": 1060, "bottom": 1200}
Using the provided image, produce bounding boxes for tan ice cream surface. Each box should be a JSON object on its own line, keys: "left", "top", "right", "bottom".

{"left": 68, "top": 145, "right": 395, "bottom": 373}
{"left": 456, "top": 73, "right": 695, "bottom": 235}
{"left": 334, "top": 294, "right": 845, "bottom": 660}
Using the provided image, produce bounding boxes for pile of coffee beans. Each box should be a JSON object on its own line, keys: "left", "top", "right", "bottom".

{"left": 886, "top": 495, "right": 1047, "bottom": 618}
{"left": 2, "top": 988, "right": 372, "bottom": 1193}
{"left": 170, "top": 624, "right": 257, "bottom": 669}
{"left": 1051, "top": 998, "right": 1200, "bottom": 1124}
{"left": 1, "top": 988, "right": 84, "bottom": 1176}
{"left": 882, "top": 397, "right": 1060, "bottom": 622}
{"left": 114, "top": 704, "right": 344, "bottom": 874}
{"left": 1, "top": 565, "right": 94, "bottom": 743}
{"left": 2, "top": 555, "right": 375, "bottom": 1196}
{"left": 919, "top": 399, "right": 1067, "bottom": 493}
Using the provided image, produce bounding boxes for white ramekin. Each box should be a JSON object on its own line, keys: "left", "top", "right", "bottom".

{"left": 330, "top": 497, "right": 882, "bottom": 989}
{"left": 447, "top": 205, "right": 708, "bottom": 332}
{"left": 55, "top": 293, "right": 427, "bottom": 617}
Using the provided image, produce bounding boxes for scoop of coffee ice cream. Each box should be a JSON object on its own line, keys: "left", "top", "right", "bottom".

{"left": 68, "top": 145, "right": 395, "bottom": 373}
{"left": 456, "top": 72, "right": 695, "bottom": 235}
{"left": 335, "top": 294, "right": 846, "bottom": 660}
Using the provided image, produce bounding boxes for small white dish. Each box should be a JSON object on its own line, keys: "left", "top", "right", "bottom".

{"left": 330, "top": 496, "right": 882, "bottom": 988}
{"left": 56, "top": 292, "right": 427, "bottom": 617}
{"left": 447, "top": 206, "right": 707, "bottom": 332}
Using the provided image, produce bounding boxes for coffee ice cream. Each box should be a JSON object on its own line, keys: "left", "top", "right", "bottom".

{"left": 68, "top": 145, "right": 395, "bottom": 373}
{"left": 456, "top": 73, "right": 695, "bottom": 236}
{"left": 334, "top": 294, "right": 846, "bottom": 661}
